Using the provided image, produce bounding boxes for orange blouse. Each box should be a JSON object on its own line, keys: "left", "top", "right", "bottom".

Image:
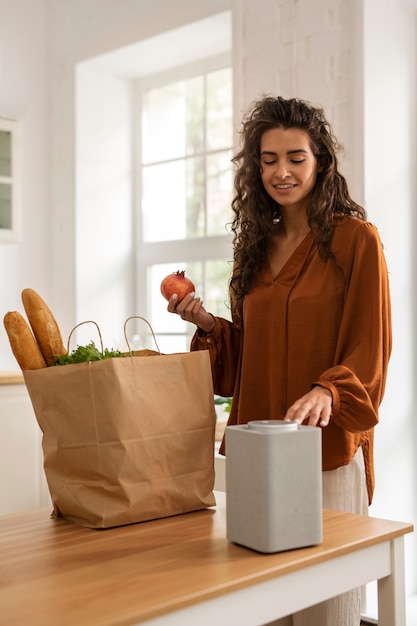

{"left": 191, "top": 216, "right": 392, "bottom": 503}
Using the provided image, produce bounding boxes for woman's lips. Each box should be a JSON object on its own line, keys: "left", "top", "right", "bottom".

{"left": 273, "top": 183, "right": 295, "bottom": 193}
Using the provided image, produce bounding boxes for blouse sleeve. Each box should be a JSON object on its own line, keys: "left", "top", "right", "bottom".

{"left": 190, "top": 317, "right": 241, "bottom": 397}
{"left": 313, "top": 222, "right": 392, "bottom": 433}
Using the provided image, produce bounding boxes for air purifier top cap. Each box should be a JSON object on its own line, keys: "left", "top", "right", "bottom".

{"left": 247, "top": 420, "right": 298, "bottom": 432}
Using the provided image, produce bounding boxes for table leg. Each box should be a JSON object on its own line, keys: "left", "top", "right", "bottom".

{"left": 377, "top": 536, "right": 406, "bottom": 626}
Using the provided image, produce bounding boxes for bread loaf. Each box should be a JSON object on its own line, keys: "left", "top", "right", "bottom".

{"left": 3, "top": 311, "right": 47, "bottom": 370}
{"left": 21, "top": 288, "right": 67, "bottom": 366}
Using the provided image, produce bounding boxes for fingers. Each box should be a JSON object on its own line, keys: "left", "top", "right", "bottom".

{"left": 317, "top": 404, "right": 332, "bottom": 427}
{"left": 182, "top": 297, "right": 205, "bottom": 323}
{"left": 167, "top": 292, "right": 196, "bottom": 314}
{"left": 284, "top": 387, "right": 333, "bottom": 428}
{"left": 166, "top": 294, "right": 179, "bottom": 313}
{"left": 167, "top": 292, "right": 206, "bottom": 324}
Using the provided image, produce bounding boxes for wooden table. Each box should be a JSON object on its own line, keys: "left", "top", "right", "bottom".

{"left": 0, "top": 492, "right": 413, "bottom": 626}
{"left": 0, "top": 370, "right": 24, "bottom": 385}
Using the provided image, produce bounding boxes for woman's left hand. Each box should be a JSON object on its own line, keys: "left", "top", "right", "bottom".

{"left": 284, "top": 386, "right": 333, "bottom": 427}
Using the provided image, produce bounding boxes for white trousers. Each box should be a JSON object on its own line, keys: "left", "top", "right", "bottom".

{"left": 266, "top": 446, "right": 369, "bottom": 626}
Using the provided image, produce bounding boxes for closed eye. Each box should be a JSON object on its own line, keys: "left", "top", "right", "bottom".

{"left": 261, "top": 158, "right": 305, "bottom": 166}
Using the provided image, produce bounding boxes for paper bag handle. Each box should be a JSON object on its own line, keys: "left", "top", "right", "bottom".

{"left": 124, "top": 315, "right": 161, "bottom": 354}
{"left": 67, "top": 320, "right": 104, "bottom": 353}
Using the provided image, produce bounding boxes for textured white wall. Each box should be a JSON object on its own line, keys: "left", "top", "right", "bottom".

{"left": 0, "top": 0, "right": 50, "bottom": 369}
{"left": 363, "top": 0, "right": 417, "bottom": 602}
{"left": 75, "top": 66, "right": 133, "bottom": 348}
{"left": 233, "top": 0, "right": 362, "bottom": 197}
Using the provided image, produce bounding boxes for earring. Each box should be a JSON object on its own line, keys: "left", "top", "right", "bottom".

{"left": 272, "top": 213, "right": 281, "bottom": 225}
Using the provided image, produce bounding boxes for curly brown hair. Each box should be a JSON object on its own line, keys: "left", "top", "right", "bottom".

{"left": 229, "top": 95, "right": 366, "bottom": 324}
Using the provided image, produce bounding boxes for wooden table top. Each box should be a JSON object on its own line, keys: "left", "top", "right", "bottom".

{"left": 0, "top": 370, "right": 24, "bottom": 385}
{"left": 0, "top": 492, "right": 413, "bottom": 626}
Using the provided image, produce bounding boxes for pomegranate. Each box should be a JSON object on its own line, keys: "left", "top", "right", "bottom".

{"left": 160, "top": 270, "right": 195, "bottom": 303}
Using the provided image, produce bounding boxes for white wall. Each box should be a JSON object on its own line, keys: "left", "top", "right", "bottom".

{"left": 363, "top": 0, "right": 417, "bottom": 601}
{"left": 0, "top": 383, "right": 50, "bottom": 514}
{"left": 0, "top": 0, "right": 416, "bottom": 615}
{"left": 75, "top": 66, "right": 133, "bottom": 348}
{"left": 0, "top": 0, "right": 50, "bottom": 369}
{"left": 233, "top": 0, "right": 365, "bottom": 199}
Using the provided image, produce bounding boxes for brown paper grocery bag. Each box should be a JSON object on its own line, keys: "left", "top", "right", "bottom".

{"left": 24, "top": 343, "right": 216, "bottom": 528}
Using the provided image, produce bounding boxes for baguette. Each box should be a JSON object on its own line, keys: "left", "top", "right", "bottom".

{"left": 21, "top": 288, "right": 67, "bottom": 366}
{"left": 3, "top": 311, "right": 47, "bottom": 370}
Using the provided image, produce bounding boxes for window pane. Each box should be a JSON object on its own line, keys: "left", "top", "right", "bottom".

{"left": 205, "top": 259, "right": 232, "bottom": 319}
{"left": 180, "top": 260, "right": 231, "bottom": 320}
{"left": 142, "top": 76, "right": 204, "bottom": 164}
{"left": 206, "top": 67, "right": 233, "bottom": 151}
{"left": 142, "top": 161, "right": 185, "bottom": 241}
{"left": 184, "top": 77, "right": 205, "bottom": 156}
{"left": 0, "top": 130, "right": 12, "bottom": 177}
{"left": 0, "top": 183, "right": 12, "bottom": 229}
{"left": 207, "top": 149, "right": 233, "bottom": 235}
{"left": 185, "top": 157, "right": 205, "bottom": 238}
{"left": 142, "top": 157, "right": 205, "bottom": 242}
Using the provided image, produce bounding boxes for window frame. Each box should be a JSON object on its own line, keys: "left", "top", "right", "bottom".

{"left": 133, "top": 53, "right": 234, "bottom": 337}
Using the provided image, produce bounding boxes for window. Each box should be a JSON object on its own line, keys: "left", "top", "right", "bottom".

{"left": 135, "top": 59, "right": 234, "bottom": 353}
{"left": 0, "top": 118, "right": 21, "bottom": 242}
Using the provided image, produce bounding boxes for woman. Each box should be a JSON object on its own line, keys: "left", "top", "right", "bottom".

{"left": 167, "top": 95, "right": 392, "bottom": 625}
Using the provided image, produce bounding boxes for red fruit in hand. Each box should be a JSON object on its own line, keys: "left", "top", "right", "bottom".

{"left": 160, "top": 270, "right": 195, "bottom": 303}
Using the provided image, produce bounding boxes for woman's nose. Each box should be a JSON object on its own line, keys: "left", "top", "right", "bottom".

{"left": 273, "top": 162, "right": 290, "bottom": 179}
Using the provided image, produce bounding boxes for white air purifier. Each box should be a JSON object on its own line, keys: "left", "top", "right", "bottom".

{"left": 225, "top": 420, "right": 323, "bottom": 553}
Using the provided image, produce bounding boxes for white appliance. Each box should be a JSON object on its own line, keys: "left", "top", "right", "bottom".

{"left": 225, "top": 420, "right": 322, "bottom": 553}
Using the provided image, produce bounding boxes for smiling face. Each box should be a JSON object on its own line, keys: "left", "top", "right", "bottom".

{"left": 260, "top": 127, "right": 319, "bottom": 214}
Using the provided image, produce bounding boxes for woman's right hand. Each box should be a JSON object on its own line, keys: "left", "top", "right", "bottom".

{"left": 167, "top": 293, "right": 216, "bottom": 333}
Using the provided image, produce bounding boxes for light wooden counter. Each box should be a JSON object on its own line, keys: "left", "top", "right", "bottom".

{"left": 0, "top": 492, "right": 413, "bottom": 626}
{"left": 0, "top": 370, "right": 24, "bottom": 385}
